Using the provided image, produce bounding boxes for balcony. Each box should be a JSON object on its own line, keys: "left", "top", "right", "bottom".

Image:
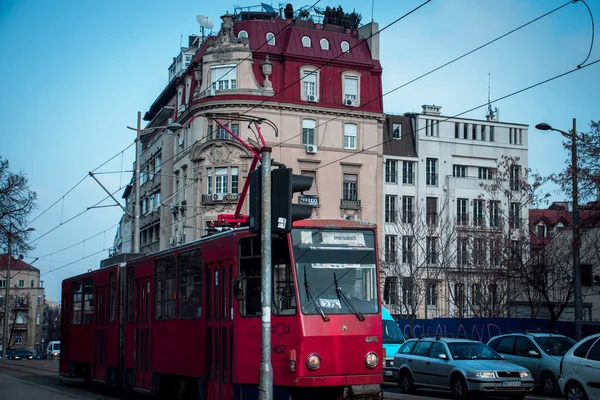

{"left": 340, "top": 199, "right": 361, "bottom": 209}
{"left": 202, "top": 193, "right": 240, "bottom": 204}
{"left": 299, "top": 194, "right": 319, "bottom": 206}
{"left": 12, "top": 323, "right": 28, "bottom": 331}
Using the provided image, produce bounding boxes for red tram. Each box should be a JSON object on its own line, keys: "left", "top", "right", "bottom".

{"left": 60, "top": 219, "right": 384, "bottom": 400}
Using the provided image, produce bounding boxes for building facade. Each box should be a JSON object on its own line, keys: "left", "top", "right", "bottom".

{"left": 381, "top": 105, "right": 529, "bottom": 319}
{"left": 114, "top": 5, "right": 384, "bottom": 254}
{"left": 0, "top": 255, "right": 45, "bottom": 353}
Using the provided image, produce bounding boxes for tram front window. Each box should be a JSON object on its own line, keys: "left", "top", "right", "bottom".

{"left": 292, "top": 228, "right": 379, "bottom": 316}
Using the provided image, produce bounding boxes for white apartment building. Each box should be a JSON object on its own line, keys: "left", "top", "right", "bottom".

{"left": 382, "top": 105, "right": 529, "bottom": 319}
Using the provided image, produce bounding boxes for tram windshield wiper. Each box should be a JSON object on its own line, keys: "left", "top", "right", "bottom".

{"left": 304, "top": 266, "right": 329, "bottom": 322}
{"left": 334, "top": 273, "right": 365, "bottom": 322}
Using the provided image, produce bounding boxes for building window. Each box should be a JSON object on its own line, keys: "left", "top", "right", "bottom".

{"left": 426, "top": 236, "right": 437, "bottom": 265}
{"left": 426, "top": 282, "right": 437, "bottom": 307}
{"left": 18, "top": 280, "right": 24, "bottom": 287}
{"left": 36, "top": 313, "right": 40, "bottom": 325}
{"left": 510, "top": 202, "right": 521, "bottom": 229}
{"left": 392, "top": 123, "right": 401, "bottom": 139}
{"left": 0, "top": 280, "right": 5, "bottom": 288}
{"left": 30, "top": 280, "right": 34, "bottom": 288}
{"left": 402, "top": 161, "right": 414, "bottom": 185}
{"left": 472, "top": 284, "right": 482, "bottom": 307}
{"left": 385, "top": 235, "right": 396, "bottom": 263}
{"left": 457, "top": 198, "right": 468, "bottom": 225}
{"left": 402, "top": 278, "right": 413, "bottom": 309}
{"left": 457, "top": 237, "right": 469, "bottom": 267}
{"left": 16, "top": 335, "right": 22, "bottom": 345}
{"left": 510, "top": 165, "right": 521, "bottom": 191}
{"left": 385, "top": 160, "right": 397, "bottom": 183}
{"left": 342, "top": 174, "right": 357, "bottom": 200}
{"left": 215, "top": 168, "right": 229, "bottom": 194}
{"left": 478, "top": 167, "right": 494, "bottom": 180}
{"left": 490, "top": 201, "right": 500, "bottom": 228}
{"left": 473, "top": 199, "right": 485, "bottom": 227}
{"left": 488, "top": 284, "right": 497, "bottom": 309}
{"left": 489, "top": 125, "right": 495, "bottom": 142}
{"left": 385, "top": 195, "right": 397, "bottom": 223}
{"left": 344, "top": 123, "right": 357, "bottom": 149}
{"left": 266, "top": 32, "right": 275, "bottom": 45}
{"left": 426, "top": 119, "right": 438, "bottom": 137}
{"left": 454, "top": 283, "right": 465, "bottom": 316}
{"left": 231, "top": 167, "right": 239, "bottom": 194}
{"left": 402, "top": 196, "right": 414, "bottom": 224}
{"left": 301, "top": 35, "right": 311, "bottom": 47}
{"left": 426, "top": 158, "right": 438, "bottom": 186}
{"left": 320, "top": 38, "right": 329, "bottom": 50}
{"left": 238, "top": 30, "right": 248, "bottom": 39}
{"left": 402, "top": 235, "right": 413, "bottom": 265}
{"left": 211, "top": 65, "right": 237, "bottom": 90}
{"left": 301, "top": 69, "right": 318, "bottom": 100}
{"left": 453, "top": 165, "right": 467, "bottom": 178}
{"left": 343, "top": 75, "right": 359, "bottom": 104}
{"left": 302, "top": 119, "right": 316, "bottom": 145}
{"left": 383, "top": 277, "right": 398, "bottom": 305}
{"left": 473, "top": 238, "right": 486, "bottom": 266}
{"left": 155, "top": 256, "right": 176, "bottom": 320}
{"left": 426, "top": 197, "right": 438, "bottom": 226}
{"left": 341, "top": 41, "right": 350, "bottom": 52}
{"left": 490, "top": 238, "right": 501, "bottom": 266}
{"left": 536, "top": 222, "right": 547, "bottom": 238}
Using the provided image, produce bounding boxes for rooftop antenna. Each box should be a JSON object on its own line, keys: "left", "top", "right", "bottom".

{"left": 196, "top": 15, "right": 214, "bottom": 43}
{"left": 486, "top": 73, "right": 496, "bottom": 121}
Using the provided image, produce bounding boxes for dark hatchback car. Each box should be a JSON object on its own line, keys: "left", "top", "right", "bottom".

{"left": 6, "top": 349, "right": 35, "bottom": 360}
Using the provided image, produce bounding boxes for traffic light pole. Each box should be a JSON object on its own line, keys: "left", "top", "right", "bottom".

{"left": 258, "top": 147, "right": 273, "bottom": 400}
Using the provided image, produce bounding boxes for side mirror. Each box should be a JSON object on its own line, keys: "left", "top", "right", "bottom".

{"left": 528, "top": 350, "right": 540, "bottom": 357}
{"left": 438, "top": 354, "right": 448, "bottom": 360}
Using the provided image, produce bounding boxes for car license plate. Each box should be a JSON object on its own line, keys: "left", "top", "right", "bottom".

{"left": 502, "top": 381, "right": 521, "bottom": 387}
{"left": 384, "top": 370, "right": 393, "bottom": 376}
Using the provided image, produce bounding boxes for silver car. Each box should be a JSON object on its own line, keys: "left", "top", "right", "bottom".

{"left": 393, "top": 337, "right": 535, "bottom": 400}
{"left": 487, "top": 331, "right": 576, "bottom": 396}
{"left": 558, "top": 333, "right": 600, "bottom": 400}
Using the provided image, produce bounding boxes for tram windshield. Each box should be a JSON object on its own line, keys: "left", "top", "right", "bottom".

{"left": 292, "top": 228, "right": 379, "bottom": 317}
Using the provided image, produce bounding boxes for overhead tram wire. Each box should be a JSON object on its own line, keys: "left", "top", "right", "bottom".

{"left": 313, "top": 58, "right": 600, "bottom": 173}
{"left": 274, "top": 0, "right": 579, "bottom": 148}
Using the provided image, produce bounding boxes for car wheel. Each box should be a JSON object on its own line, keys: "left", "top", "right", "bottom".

{"left": 565, "top": 381, "right": 588, "bottom": 400}
{"left": 540, "top": 371, "right": 559, "bottom": 396}
{"left": 451, "top": 375, "right": 470, "bottom": 400}
{"left": 399, "top": 370, "right": 415, "bottom": 394}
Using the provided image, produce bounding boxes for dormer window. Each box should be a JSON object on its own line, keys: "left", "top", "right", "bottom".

{"left": 341, "top": 41, "right": 350, "bottom": 53}
{"left": 300, "top": 66, "right": 319, "bottom": 102}
{"left": 320, "top": 38, "right": 329, "bottom": 50}
{"left": 238, "top": 30, "right": 248, "bottom": 39}
{"left": 341, "top": 71, "right": 360, "bottom": 106}
{"left": 536, "top": 222, "right": 547, "bottom": 238}
{"left": 302, "top": 36, "right": 311, "bottom": 47}
{"left": 266, "top": 32, "right": 275, "bottom": 45}
{"left": 211, "top": 65, "right": 237, "bottom": 90}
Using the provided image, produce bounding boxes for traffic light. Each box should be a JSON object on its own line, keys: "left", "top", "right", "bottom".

{"left": 248, "top": 167, "right": 313, "bottom": 233}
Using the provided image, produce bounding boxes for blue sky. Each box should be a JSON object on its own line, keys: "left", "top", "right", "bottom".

{"left": 1, "top": 0, "right": 599, "bottom": 302}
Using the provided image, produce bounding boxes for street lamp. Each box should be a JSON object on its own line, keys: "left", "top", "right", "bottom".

{"left": 535, "top": 118, "right": 584, "bottom": 340}
{"left": 126, "top": 111, "right": 183, "bottom": 253}
{"left": 2, "top": 224, "right": 35, "bottom": 359}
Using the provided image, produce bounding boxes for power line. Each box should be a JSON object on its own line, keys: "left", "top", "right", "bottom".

{"left": 274, "top": 0, "right": 577, "bottom": 148}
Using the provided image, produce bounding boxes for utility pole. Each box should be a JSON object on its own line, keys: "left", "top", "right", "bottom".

{"left": 2, "top": 223, "right": 12, "bottom": 359}
{"left": 133, "top": 111, "right": 142, "bottom": 254}
{"left": 258, "top": 147, "right": 273, "bottom": 400}
{"left": 571, "top": 118, "right": 583, "bottom": 341}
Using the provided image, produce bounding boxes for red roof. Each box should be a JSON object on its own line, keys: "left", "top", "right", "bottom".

{"left": 0, "top": 254, "right": 39, "bottom": 272}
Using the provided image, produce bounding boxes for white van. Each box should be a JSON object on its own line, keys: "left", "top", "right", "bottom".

{"left": 46, "top": 341, "right": 60, "bottom": 359}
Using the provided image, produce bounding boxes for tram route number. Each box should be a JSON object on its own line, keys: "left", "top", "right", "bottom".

{"left": 272, "top": 344, "right": 286, "bottom": 354}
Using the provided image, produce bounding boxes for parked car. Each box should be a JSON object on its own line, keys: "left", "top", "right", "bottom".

{"left": 5, "top": 349, "right": 35, "bottom": 360}
{"left": 46, "top": 341, "right": 60, "bottom": 359}
{"left": 393, "top": 336, "right": 534, "bottom": 400}
{"left": 487, "top": 331, "right": 576, "bottom": 396}
{"left": 558, "top": 333, "right": 600, "bottom": 400}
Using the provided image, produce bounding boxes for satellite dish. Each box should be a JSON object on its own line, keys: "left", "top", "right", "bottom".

{"left": 196, "top": 15, "right": 214, "bottom": 30}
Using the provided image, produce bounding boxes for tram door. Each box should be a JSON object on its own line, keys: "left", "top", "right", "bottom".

{"left": 94, "top": 282, "right": 109, "bottom": 381}
{"left": 134, "top": 276, "right": 152, "bottom": 390}
{"left": 206, "top": 260, "right": 234, "bottom": 400}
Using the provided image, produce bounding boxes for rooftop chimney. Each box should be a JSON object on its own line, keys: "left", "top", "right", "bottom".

{"left": 422, "top": 105, "right": 441, "bottom": 116}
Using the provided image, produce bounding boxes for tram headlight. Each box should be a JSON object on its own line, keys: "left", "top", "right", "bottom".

{"left": 306, "top": 353, "right": 321, "bottom": 370}
{"left": 365, "top": 352, "right": 378, "bottom": 368}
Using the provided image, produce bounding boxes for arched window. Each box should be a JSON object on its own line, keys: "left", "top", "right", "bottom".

{"left": 341, "top": 41, "right": 350, "bottom": 53}
{"left": 16, "top": 314, "right": 25, "bottom": 324}
{"left": 238, "top": 30, "right": 248, "bottom": 39}
{"left": 302, "top": 36, "right": 311, "bottom": 47}
{"left": 320, "top": 38, "right": 329, "bottom": 50}
{"left": 266, "top": 32, "right": 275, "bottom": 45}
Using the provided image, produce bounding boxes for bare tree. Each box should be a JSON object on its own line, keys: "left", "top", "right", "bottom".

{"left": 0, "top": 156, "right": 37, "bottom": 254}
{"left": 0, "top": 293, "right": 31, "bottom": 350}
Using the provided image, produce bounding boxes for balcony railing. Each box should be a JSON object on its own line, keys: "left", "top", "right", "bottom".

{"left": 340, "top": 199, "right": 361, "bottom": 209}
{"left": 299, "top": 194, "right": 319, "bottom": 206}
{"left": 12, "top": 323, "right": 28, "bottom": 331}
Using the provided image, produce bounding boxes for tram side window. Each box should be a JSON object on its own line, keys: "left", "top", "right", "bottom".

{"left": 237, "top": 237, "right": 262, "bottom": 317}
{"left": 82, "top": 278, "right": 94, "bottom": 324}
{"left": 155, "top": 256, "right": 176, "bottom": 320}
{"left": 272, "top": 237, "right": 296, "bottom": 315}
{"left": 179, "top": 249, "right": 202, "bottom": 319}
{"left": 72, "top": 281, "right": 82, "bottom": 324}
{"left": 127, "top": 266, "right": 134, "bottom": 322}
{"left": 109, "top": 271, "right": 116, "bottom": 322}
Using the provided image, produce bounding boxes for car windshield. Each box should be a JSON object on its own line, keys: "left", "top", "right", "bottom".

{"left": 534, "top": 336, "right": 576, "bottom": 356}
{"left": 383, "top": 320, "right": 405, "bottom": 344}
{"left": 448, "top": 342, "right": 503, "bottom": 360}
{"left": 54, "top": 343, "right": 60, "bottom": 350}
{"left": 292, "top": 228, "right": 379, "bottom": 316}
